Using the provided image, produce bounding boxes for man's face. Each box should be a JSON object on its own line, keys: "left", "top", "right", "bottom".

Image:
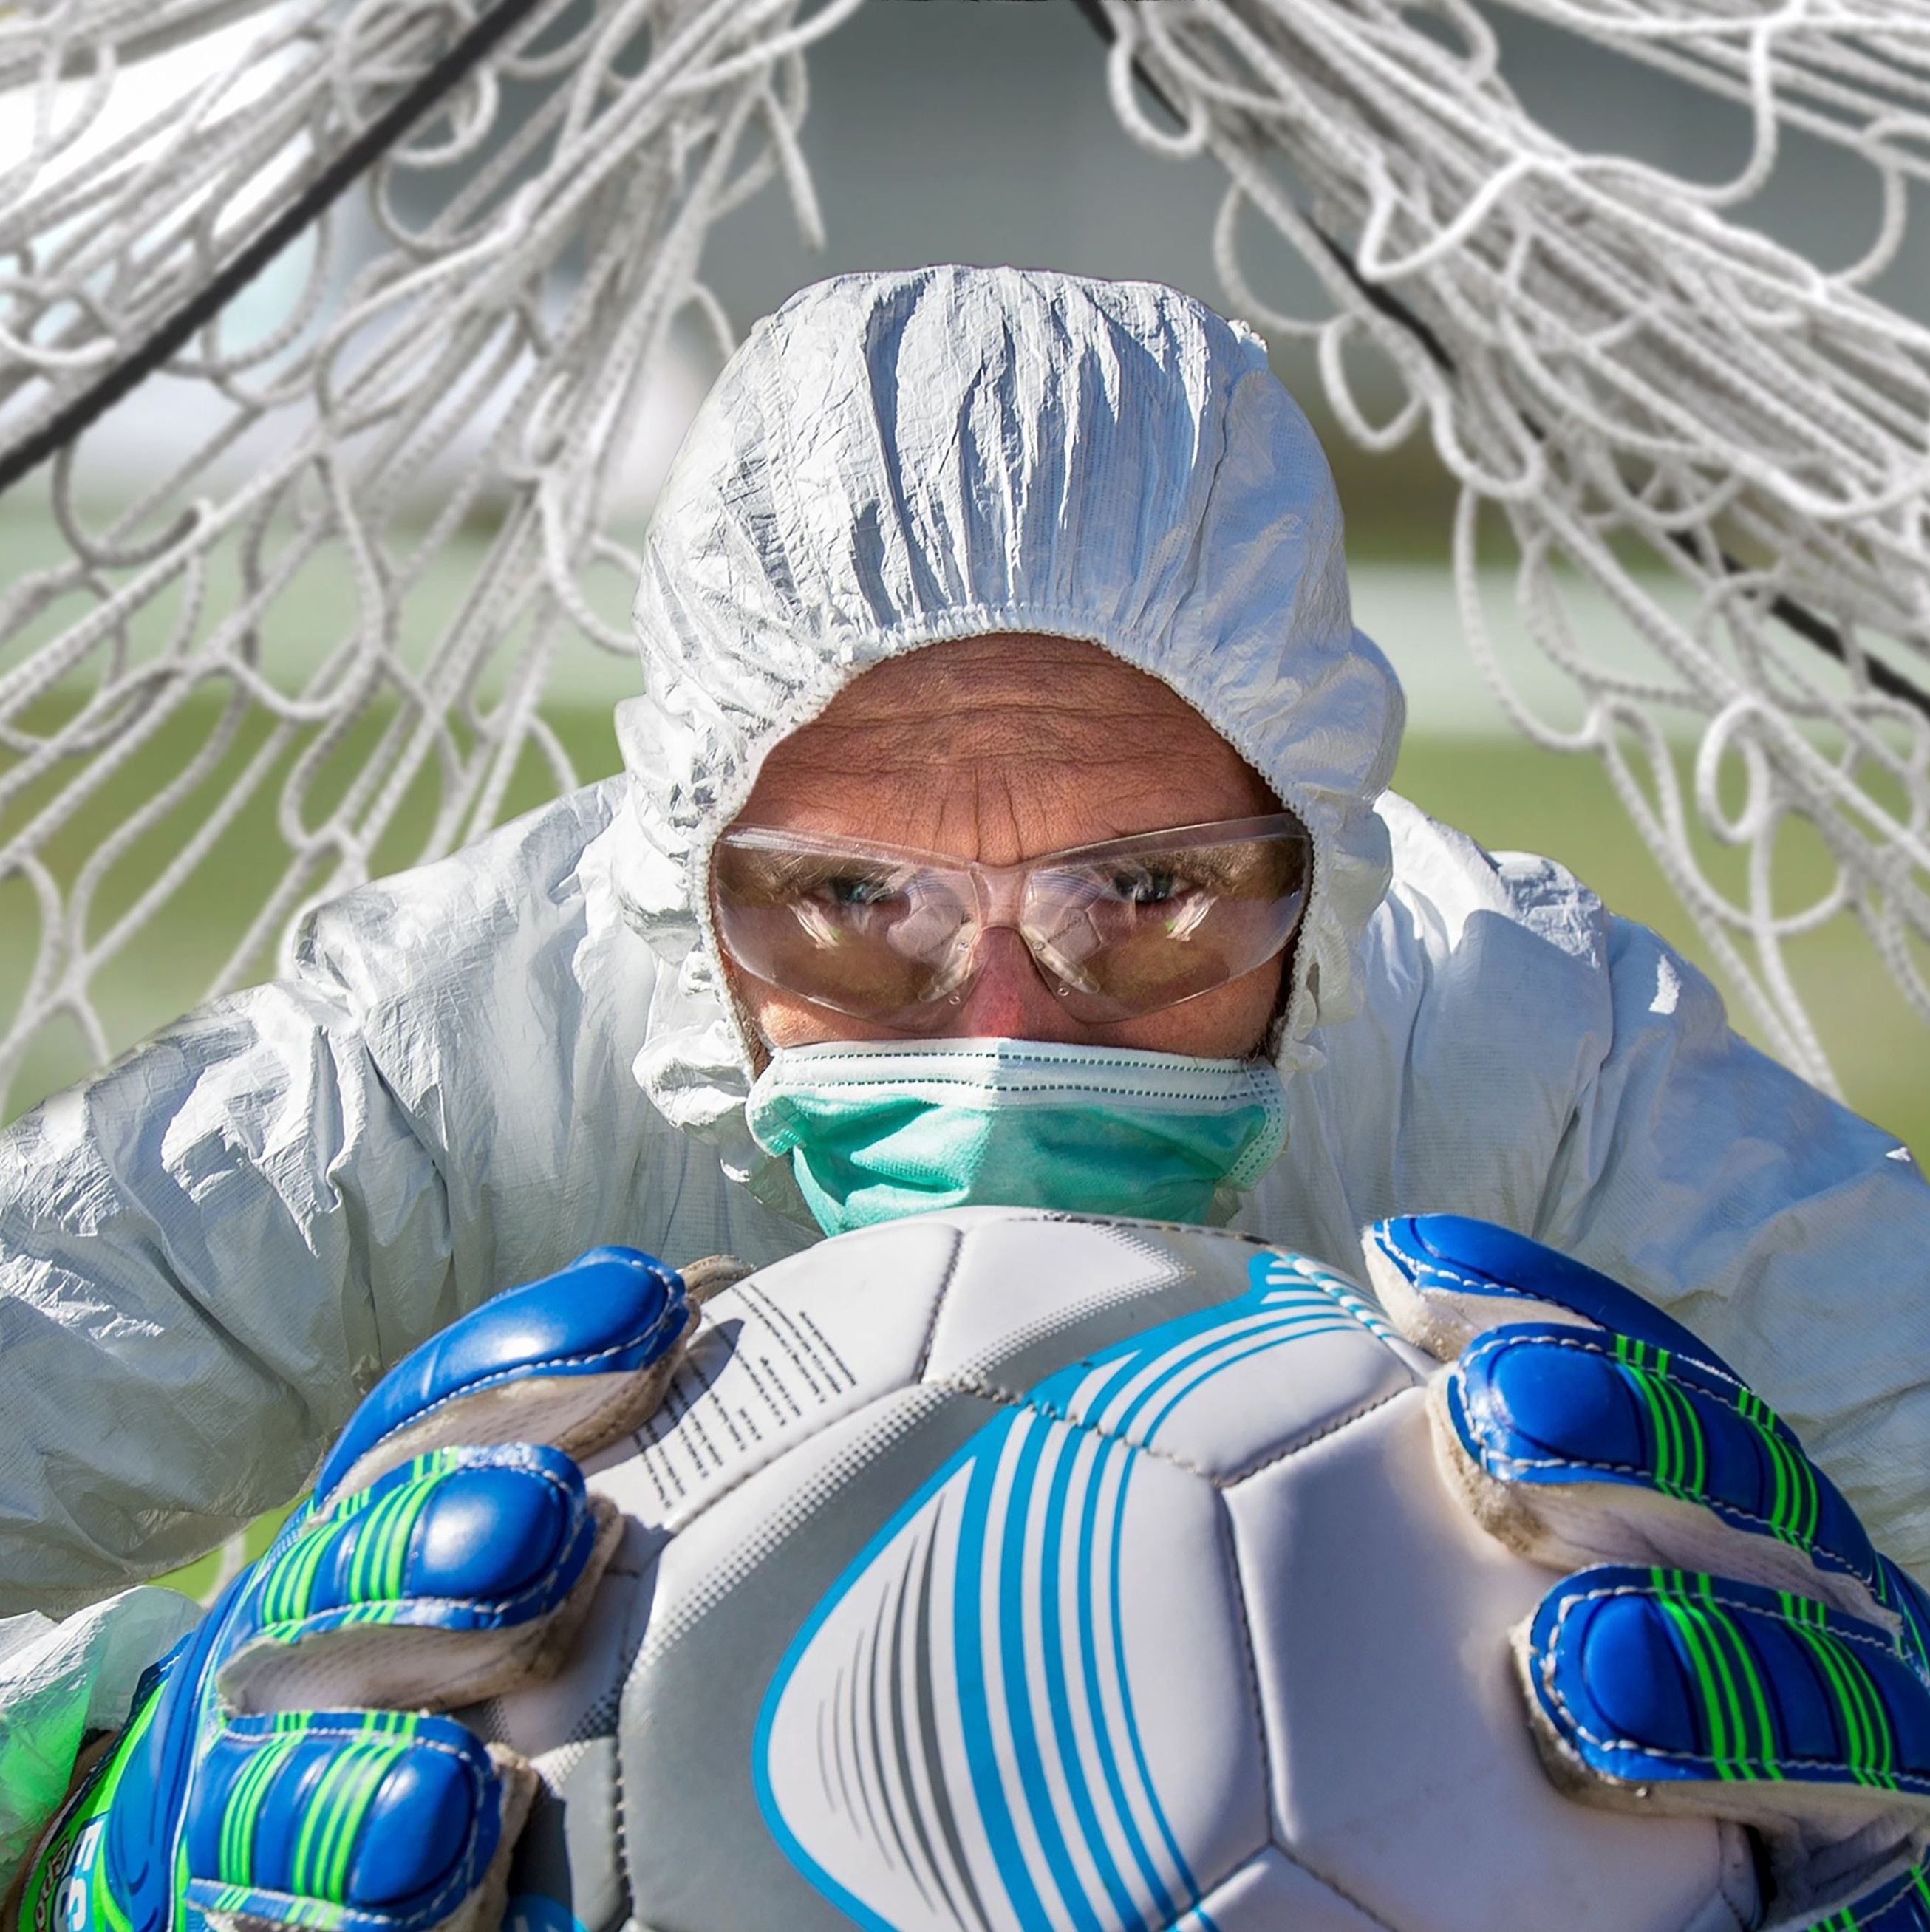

{"left": 723, "top": 634, "right": 1289, "bottom": 1057}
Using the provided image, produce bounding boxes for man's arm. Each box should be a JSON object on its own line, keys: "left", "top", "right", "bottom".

{"left": 0, "top": 779, "right": 666, "bottom": 1614}
{"left": 0, "top": 974, "right": 461, "bottom": 1614}
{"left": 1285, "top": 798, "right": 1930, "bottom": 1583}
{"left": 1536, "top": 908, "right": 1930, "bottom": 1580}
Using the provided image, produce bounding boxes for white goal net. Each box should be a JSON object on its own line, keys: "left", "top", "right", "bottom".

{"left": 4, "top": 0, "right": 1928, "bottom": 1133}
{"left": 0, "top": 0, "right": 857, "bottom": 1122}
{"left": 1159, "top": 0, "right": 1930, "bottom": 1095}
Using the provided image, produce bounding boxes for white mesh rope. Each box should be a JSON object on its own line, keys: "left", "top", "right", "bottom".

{"left": 0, "top": 0, "right": 856, "bottom": 1113}
{"left": 1098, "top": 0, "right": 1930, "bottom": 1093}
{"left": 6, "top": 0, "right": 1929, "bottom": 1122}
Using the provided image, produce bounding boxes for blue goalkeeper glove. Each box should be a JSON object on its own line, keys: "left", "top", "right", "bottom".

{"left": 1367, "top": 1213, "right": 1930, "bottom": 1932}
{"left": 14, "top": 1246, "right": 692, "bottom": 1932}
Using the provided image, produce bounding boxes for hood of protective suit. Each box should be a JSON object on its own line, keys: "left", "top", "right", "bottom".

{"left": 612, "top": 264, "right": 1405, "bottom": 1172}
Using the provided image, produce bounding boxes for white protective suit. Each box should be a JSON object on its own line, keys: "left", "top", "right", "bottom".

{"left": 4, "top": 262, "right": 1929, "bottom": 1634}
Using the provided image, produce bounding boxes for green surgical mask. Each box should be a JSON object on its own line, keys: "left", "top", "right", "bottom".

{"left": 744, "top": 1038, "right": 1289, "bottom": 1237}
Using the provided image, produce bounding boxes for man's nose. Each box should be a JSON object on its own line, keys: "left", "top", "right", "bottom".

{"left": 944, "top": 928, "right": 1090, "bottom": 1042}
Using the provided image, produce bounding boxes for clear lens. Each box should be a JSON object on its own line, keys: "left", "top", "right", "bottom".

{"left": 713, "top": 834, "right": 976, "bottom": 1019}
{"left": 1023, "top": 829, "right": 1309, "bottom": 1020}
{"left": 713, "top": 818, "right": 1310, "bottom": 1028}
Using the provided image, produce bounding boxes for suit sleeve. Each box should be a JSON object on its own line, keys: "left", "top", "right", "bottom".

{"left": 0, "top": 967, "right": 466, "bottom": 1615}
{"left": 1535, "top": 909, "right": 1930, "bottom": 1580}
{"left": 0, "top": 782, "right": 661, "bottom": 1614}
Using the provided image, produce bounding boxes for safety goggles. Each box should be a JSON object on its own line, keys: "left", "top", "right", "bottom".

{"left": 712, "top": 813, "right": 1312, "bottom": 1031}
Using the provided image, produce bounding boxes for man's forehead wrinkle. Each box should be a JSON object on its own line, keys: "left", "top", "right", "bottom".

{"left": 965, "top": 755, "right": 1024, "bottom": 864}
{"left": 753, "top": 744, "right": 1196, "bottom": 806}
{"left": 740, "top": 632, "right": 1275, "bottom": 858}
{"left": 805, "top": 694, "right": 1190, "bottom": 740}
{"left": 837, "top": 689, "right": 1193, "bottom": 734}
{"left": 807, "top": 672, "right": 1224, "bottom": 767}
{"left": 761, "top": 728, "right": 1205, "bottom": 794}
{"left": 827, "top": 631, "right": 1200, "bottom": 709}
{"left": 765, "top": 645, "right": 1224, "bottom": 773}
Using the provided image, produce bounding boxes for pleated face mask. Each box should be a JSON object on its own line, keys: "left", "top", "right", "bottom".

{"left": 743, "top": 1039, "right": 1289, "bottom": 1237}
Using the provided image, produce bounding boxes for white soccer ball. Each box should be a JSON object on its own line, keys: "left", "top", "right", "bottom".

{"left": 479, "top": 1207, "right": 1758, "bottom": 1932}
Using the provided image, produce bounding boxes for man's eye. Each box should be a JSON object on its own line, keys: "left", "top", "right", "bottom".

{"left": 810, "top": 872, "right": 905, "bottom": 910}
{"left": 1108, "top": 867, "right": 1187, "bottom": 908}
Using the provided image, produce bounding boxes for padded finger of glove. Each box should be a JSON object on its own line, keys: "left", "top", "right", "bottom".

{"left": 217, "top": 1446, "right": 618, "bottom": 1715}
{"left": 1364, "top": 1215, "right": 1734, "bottom": 1371}
{"left": 180, "top": 1712, "right": 534, "bottom": 1932}
{"left": 1520, "top": 1565, "right": 1930, "bottom": 1837}
{"left": 1433, "top": 1320, "right": 1893, "bottom": 1628}
{"left": 317, "top": 1249, "right": 691, "bottom": 1503}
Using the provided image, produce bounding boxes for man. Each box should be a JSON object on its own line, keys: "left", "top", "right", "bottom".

{"left": 4, "top": 261, "right": 1927, "bottom": 1625}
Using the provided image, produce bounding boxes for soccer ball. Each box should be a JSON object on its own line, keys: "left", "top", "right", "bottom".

{"left": 478, "top": 1207, "right": 1758, "bottom": 1932}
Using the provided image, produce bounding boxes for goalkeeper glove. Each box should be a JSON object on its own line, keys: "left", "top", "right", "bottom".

{"left": 14, "top": 1245, "right": 693, "bottom": 1932}
{"left": 1368, "top": 1214, "right": 1930, "bottom": 1932}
